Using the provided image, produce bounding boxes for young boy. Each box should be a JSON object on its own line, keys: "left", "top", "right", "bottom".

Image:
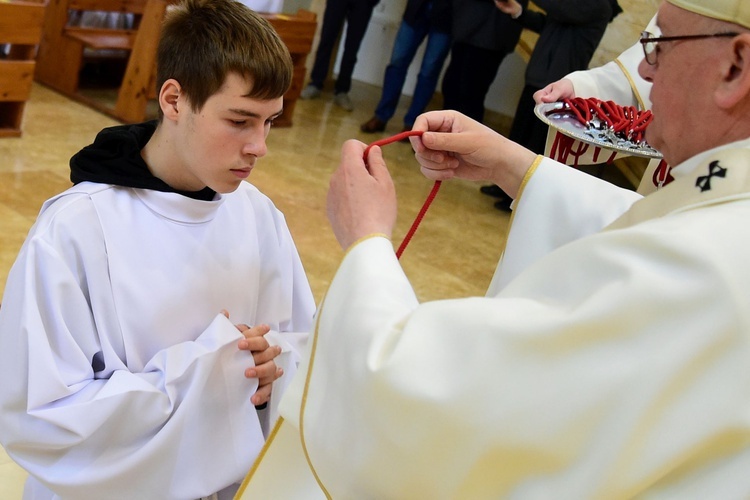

{"left": 0, "top": 0, "right": 314, "bottom": 498}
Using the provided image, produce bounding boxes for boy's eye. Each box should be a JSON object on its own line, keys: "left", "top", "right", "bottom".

{"left": 231, "top": 120, "right": 247, "bottom": 126}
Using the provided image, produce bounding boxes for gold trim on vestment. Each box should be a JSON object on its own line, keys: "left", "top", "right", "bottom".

{"left": 607, "top": 148, "right": 750, "bottom": 230}
{"left": 508, "top": 154, "right": 544, "bottom": 229}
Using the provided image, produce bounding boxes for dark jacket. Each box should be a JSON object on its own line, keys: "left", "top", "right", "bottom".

{"left": 403, "top": 0, "right": 451, "bottom": 34}
{"left": 516, "top": 0, "right": 622, "bottom": 88}
{"left": 450, "top": 0, "right": 529, "bottom": 53}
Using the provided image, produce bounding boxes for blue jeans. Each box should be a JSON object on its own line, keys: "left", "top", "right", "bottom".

{"left": 374, "top": 16, "right": 451, "bottom": 127}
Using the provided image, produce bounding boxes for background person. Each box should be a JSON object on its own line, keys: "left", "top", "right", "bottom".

{"left": 360, "top": 0, "right": 451, "bottom": 136}
{"left": 299, "top": 0, "right": 381, "bottom": 111}
{"left": 440, "top": 0, "right": 528, "bottom": 124}
{"left": 483, "top": 0, "right": 622, "bottom": 211}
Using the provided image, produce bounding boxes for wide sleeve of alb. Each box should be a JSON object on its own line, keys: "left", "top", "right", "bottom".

{"left": 0, "top": 197, "right": 267, "bottom": 499}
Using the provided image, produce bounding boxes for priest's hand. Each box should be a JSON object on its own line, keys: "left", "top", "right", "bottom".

{"left": 411, "top": 110, "right": 537, "bottom": 198}
{"left": 235, "top": 322, "right": 283, "bottom": 406}
{"left": 534, "top": 78, "right": 576, "bottom": 104}
{"left": 327, "top": 139, "right": 397, "bottom": 250}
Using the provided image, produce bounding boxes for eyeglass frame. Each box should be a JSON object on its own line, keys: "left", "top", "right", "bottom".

{"left": 639, "top": 30, "right": 740, "bottom": 65}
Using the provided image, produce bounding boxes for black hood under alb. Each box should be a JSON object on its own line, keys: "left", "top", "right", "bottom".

{"left": 70, "top": 121, "right": 215, "bottom": 201}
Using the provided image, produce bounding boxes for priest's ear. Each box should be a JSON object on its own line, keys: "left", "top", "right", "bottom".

{"left": 715, "top": 32, "right": 750, "bottom": 109}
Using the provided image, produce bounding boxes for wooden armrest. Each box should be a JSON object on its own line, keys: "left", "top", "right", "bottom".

{"left": 65, "top": 27, "right": 137, "bottom": 50}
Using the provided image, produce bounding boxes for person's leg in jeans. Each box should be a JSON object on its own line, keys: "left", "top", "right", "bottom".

{"left": 402, "top": 27, "right": 451, "bottom": 127}
{"left": 334, "top": 0, "right": 377, "bottom": 95}
{"left": 372, "top": 16, "right": 429, "bottom": 124}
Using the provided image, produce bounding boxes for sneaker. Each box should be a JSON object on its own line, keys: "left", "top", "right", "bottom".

{"left": 360, "top": 116, "right": 387, "bottom": 133}
{"left": 300, "top": 84, "right": 321, "bottom": 99}
{"left": 333, "top": 92, "right": 353, "bottom": 111}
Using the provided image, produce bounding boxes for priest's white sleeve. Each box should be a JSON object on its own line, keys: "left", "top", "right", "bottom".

{"left": 489, "top": 156, "right": 641, "bottom": 292}
{"left": 243, "top": 217, "right": 750, "bottom": 497}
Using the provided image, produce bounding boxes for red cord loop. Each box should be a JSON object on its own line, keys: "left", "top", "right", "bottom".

{"left": 561, "top": 97, "right": 653, "bottom": 145}
{"left": 363, "top": 130, "right": 441, "bottom": 260}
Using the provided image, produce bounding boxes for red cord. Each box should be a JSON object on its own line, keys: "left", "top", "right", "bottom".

{"left": 363, "top": 130, "right": 442, "bottom": 260}
{"left": 561, "top": 97, "right": 653, "bottom": 145}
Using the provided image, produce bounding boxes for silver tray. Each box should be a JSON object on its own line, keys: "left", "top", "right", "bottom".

{"left": 534, "top": 102, "right": 663, "bottom": 159}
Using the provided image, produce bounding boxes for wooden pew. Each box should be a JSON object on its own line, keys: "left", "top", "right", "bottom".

{"left": 115, "top": 7, "right": 318, "bottom": 126}
{"left": 34, "top": 0, "right": 148, "bottom": 115}
{"left": 262, "top": 10, "right": 317, "bottom": 127}
{"left": 0, "top": 0, "right": 46, "bottom": 138}
{"left": 35, "top": 0, "right": 317, "bottom": 127}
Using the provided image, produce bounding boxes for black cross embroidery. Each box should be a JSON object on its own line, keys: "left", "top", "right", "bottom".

{"left": 696, "top": 160, "right": 727, "bottom": 192}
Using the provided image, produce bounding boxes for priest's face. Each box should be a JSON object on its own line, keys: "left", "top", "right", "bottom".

{"left": 638, "top": 2, "right": 735, "bottom": 167}
{"left": 177, "top": 72, "right": 283, "bottom": 193}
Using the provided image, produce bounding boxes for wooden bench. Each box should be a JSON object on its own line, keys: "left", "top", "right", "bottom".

{"left": 34, "top": 0, "right": 150, "bottom": 117}
{"left": 35, "top": 0, "right": 317, "bottom": 127}
{"left": 0, "top": 0, "right": 46, "bottom": 138}
{"left": 262, "top": 10, "right": 317, "bottom": 127}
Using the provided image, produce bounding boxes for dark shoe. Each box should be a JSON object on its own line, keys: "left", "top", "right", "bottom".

{"left": 361, "top": 116, "right": 387, "bottom": 133}
{"left": 480, "top": 184, "right": 506, "bottom": 198}
{"left": 494, "top": 196, "right": 513, "bottom": 212}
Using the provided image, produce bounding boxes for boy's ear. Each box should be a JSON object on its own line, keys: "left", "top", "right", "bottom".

{"left": 715, "top": 33, "right": 750, "bottom": 109}
{"left": 159, "top": 79, "right": 182, "bottom": 120}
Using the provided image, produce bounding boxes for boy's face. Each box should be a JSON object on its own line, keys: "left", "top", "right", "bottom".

{"left": 176, "top": 72, "right": 284, "bottom": 194}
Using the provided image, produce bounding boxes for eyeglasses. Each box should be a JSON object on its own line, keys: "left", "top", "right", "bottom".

{"left": 639, "top": 30, "right": 739, "bottom": 65}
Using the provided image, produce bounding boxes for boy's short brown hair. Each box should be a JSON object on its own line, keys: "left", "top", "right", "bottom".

{"left": 157, "top": 0, "right": 293, "bottom": 113}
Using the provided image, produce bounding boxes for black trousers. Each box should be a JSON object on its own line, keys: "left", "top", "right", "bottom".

{"left": 309, "top": 0, "right": 379, "bottom": 94}
{"left": 441, "top": 41, "right": 509, "bottom": 124}
{"left": 509, "top": 84, "right": 548, "bottom": 154}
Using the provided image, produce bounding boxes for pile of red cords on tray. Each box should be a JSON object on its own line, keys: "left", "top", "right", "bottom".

{"left": 562, "top": 97, "right": 653, "bottom": 144}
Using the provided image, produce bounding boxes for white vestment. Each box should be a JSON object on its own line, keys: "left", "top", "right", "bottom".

{"left": 237, "top": 140, "right": 750, "bottom": 498}
{"left": 0, "top": 181, "right": 315, "bottom": 499}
